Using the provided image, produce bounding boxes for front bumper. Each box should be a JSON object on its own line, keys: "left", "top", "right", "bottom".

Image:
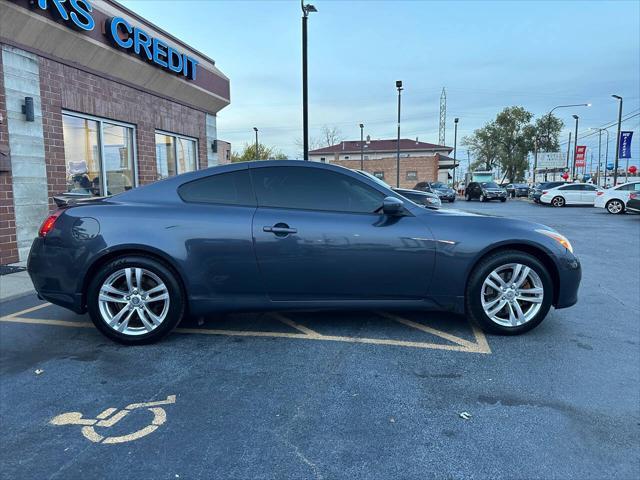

{"left": 553, "top": 253, "right": 582, "bottom": 309}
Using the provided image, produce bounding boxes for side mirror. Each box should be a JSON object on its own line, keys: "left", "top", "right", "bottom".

{"left": 382, "top": 196, "right": 404, "bottom": 215}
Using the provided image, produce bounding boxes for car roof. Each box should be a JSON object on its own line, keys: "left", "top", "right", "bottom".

{"left": 113, "top": 160, "right": 398, "bottom": 204}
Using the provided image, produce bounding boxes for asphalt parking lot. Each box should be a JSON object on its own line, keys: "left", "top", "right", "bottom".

{"left": 1, "top": 199, "right": 639, "bottom": 480}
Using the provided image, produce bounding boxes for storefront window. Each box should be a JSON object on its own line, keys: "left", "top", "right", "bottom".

{"left": 155, "top": 132, "right": 198, "bottom": 180}
{"left": 62, "top": 113, "right": 136, "bottom": 196}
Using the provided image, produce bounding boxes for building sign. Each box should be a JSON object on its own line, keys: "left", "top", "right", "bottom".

{"left": 575, "top": 146, "right": 587, "bottom": 168}
{"left": 537, "top": 152, "right": 565, "bottom": 169}
{"left": 619, "top": 131, "right": 633, "bottom": 159}
{"left": 31, "top": 0, "right": 198, "bottom": 80}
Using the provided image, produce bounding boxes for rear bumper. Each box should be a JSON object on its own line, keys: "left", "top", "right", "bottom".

{"left": 27, "top": 238, "right": 86, "bottom": 313}
{"left": 553, "top": 253, "right": 582, "bottom": 309}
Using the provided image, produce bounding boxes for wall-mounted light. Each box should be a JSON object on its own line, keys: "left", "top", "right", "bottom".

{"left": 22, "top": 97, "right": 34, "bottom": 122}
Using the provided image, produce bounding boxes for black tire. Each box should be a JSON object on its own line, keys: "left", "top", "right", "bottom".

{"left": 450, "top": 198, "right": 455, "bottom": 203}
{"left": 500, "top": 198, "right": 507, "bottom": 203}
{"left": 551, "top": 196, "right": 565, "bottom": 207}
{"left": 605, "top": 199, "right": 625, "bottom": 214}
{"left": 465, "top": 250, "right": 553, "bottom": 335}
{"left": 87, "top": 255, "right": 185, "bottom": 345}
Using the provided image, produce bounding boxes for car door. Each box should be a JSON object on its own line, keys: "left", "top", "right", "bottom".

{"left": 250, "top": 165, "right": 436, "bottom": 301}
{"left": 580, "top": 184, "right": 598, "bottom": 204}
{"left": 558, "top": 185, "right": 581, "bottom": 204}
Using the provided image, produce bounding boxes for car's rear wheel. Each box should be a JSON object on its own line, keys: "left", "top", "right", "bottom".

{"left": 606, "top": 199, "right": 625, "bottom": 214}
{"left": 87, "top": 256, "right": 184, "bottom": 345}
{"left": 551, "top": 196, "right": 565, "bottom": 207}
{"left": 465, "top": 250, "right": 553, "bottom": 335}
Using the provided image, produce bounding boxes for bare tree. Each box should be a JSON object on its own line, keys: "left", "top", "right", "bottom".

{"left": 320, "top": 125, "right": 344, "bottom": 147}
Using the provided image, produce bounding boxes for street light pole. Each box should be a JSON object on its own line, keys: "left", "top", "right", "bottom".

{"left": 360, "top": 123, "right": 364, "bottom": 170}
{"left": 452, "top": 118, "right": 459, "bottom": 189}
{"left": 544, "top": 103, "right": 590, "bottom": 181}
{"left": 612, "top": 94, "right": 623, "bottom": 185}
{"left": 301, "top": 1, "right": 317, "bottom": 161}
{"left": 565, "top": 131, "right": 572, "bottom": 174}
{"left": 572, "top": 115, "right": 579, "bottom": 179}
{"left": 396, "top": 80, "right": 403, "bottom": 188}
{"left": 253, "top": 127, "right": 259, "bottom": 160}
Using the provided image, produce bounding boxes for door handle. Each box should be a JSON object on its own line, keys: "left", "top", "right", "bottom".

{"left": 263, "top": 224, "right": 297, "bottom": 235}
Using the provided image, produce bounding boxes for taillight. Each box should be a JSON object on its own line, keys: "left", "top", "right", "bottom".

{"left": 596, "top": 191, "right": 604, "bottom": 196}
{"left": 542, "top": 190, "right": 548, "bottom": 195}
{"left": 630, "top": 193, "right": 638, "bottom": 200}
{"left": 38, "top": 210, "right": 63, "bottom": 237}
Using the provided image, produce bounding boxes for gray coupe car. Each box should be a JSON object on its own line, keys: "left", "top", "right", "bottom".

{"left": 28, "top": 161, "right": 581, "bottom": 344}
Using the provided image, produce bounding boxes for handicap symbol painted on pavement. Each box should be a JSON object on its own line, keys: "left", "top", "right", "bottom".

{"left": 50, "top": 395, "right": 176, "bottom": 444}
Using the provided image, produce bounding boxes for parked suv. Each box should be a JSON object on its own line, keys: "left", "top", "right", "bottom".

{"left": 465, "top": 182, "right": 507, "bottom": 202}
{"left": 505, "top": 183, "right": 530, "bottom": 198}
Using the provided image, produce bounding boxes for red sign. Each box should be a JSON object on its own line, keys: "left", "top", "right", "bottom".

{"left": 575, "top": 146, "right": 587, "bottom": 167}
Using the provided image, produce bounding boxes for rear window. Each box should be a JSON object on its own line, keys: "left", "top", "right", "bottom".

{"left": 178, "top": 170, "right": 256, "bottom": 206}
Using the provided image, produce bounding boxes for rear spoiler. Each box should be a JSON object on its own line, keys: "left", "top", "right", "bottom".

{"left": 53, "top": 195, "right": 106, "bottom": 208}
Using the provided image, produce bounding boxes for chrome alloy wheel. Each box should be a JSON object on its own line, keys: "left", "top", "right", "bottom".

{"left": 480, "top": 263, "right": 544, "bottom": 327}
{"left": 551, "top": 196, "right": 565, "bottom": 207}
{"left": 607, "top": 200, "right": 624, "bottom": 214}
{"left": 98, "top": 267, "right": 170, "bottom": 336}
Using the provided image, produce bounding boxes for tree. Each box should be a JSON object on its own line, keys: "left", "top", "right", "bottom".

{"left": 492, "top": 106, "right": 533, "bottom": 182}
{"left": 462, "top": 123, "right": 500, "bottom": 171}
{"left": 230, "top": 143, "right": 288, "bottom": 163}
{"left": 530, "top": 114, "right": 564, "bottom": 152}
{"left": 320, "top": 125, "right": 343, "bottom": 147}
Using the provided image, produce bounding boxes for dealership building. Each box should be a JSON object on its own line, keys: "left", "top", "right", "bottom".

{"left": 0, "top": 0, "right": 230, "bottom": 264}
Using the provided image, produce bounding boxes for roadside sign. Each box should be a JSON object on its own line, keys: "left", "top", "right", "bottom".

{"left": 619, "top": 131, "right": 633, "bottom": 159}
{"left": 537, "top": 152, "right": 565, "bottom": 169}
{"left": 575, "top": 146, "right": 587, "bottom": 168}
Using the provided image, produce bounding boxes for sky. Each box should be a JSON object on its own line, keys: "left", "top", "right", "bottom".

{"left": 120, "top": 0, "right": 640, "bottom": 166}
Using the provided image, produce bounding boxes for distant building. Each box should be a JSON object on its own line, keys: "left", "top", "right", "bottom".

{"left": 216, "top": 140, "right": 232, "bottom": 165}
{"left": 309, "top": 138, "right": 457, "bottom": 188}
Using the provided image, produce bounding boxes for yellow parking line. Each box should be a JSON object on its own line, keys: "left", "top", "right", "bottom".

{"left": 1, "top": 312, "right": 491, "bottom": 354}
{"left": 0, "top": 317, "right": 93, "bottom": 328}
{"left": 377, "top": 312, "right": 478, "bottom": 349}
{"left": 271, "top": 313, "right": 323, "bottom": 337}
{"left": 1, "top": 302, "right": 52, "bottom": 320}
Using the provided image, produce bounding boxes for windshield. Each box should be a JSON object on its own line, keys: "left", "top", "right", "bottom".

{"left": 514, "top": 183, "right": 528, "bottom": 188}
{"left": 430, "top": 182, "right": 447, "bottom": 189}
{"left": 481, "top": 182, "right": 500, "bottom": 189}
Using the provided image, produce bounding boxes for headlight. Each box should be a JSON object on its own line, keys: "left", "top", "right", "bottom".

{"left": 536, "top": 229, "right": 573, "bottom": 253}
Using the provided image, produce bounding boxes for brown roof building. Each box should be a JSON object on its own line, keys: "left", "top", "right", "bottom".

{"left": 309, "top": 138, "right": 457, "bottom": 189}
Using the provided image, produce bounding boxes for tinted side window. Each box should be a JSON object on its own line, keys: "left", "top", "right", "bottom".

{"left": 178, "top": 170, "right": 255, "bottom": 206}
{"left": 618, "top": 183, "right": 637, "bottom": 191}
{"left": 583, "top": 185, "right": 597, "bottom": 191}
{"left": 251, "top": 167, "right": 385, "bottom": 213}
{"left": 559, "top": 185, "right": 581, "bottom": 191}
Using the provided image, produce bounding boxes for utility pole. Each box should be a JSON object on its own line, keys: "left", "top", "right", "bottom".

{"left": 360, "top": 123, "right": 364, "bottom": 170}
{"left": 572, "top": 115, "right": 579, "bottom": 179}
{"left": 452, "top": 118, "right": 459, "bottom": 189}
{"left": 253, "top": 127, "right": 259, "bottom": 159}
{"left": 565, "top": 131, "right": 572, "bottom": 172}
{"left": 612, "top": 95, "right": 623, "bottom": 185}
{"left": 301, "top": 1, "right": 317, "bottom": 161}
{"left": 396, "top": 80, "right": 403, "bottom": 188}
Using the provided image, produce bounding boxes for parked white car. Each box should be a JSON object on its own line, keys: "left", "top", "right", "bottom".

{"left": 594, "top": 181, "right": 640, "bottom": 214}
{"left": 539, "top": 183, "right": 602, "bottom": 207}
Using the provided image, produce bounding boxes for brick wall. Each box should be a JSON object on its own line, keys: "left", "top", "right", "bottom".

{"left": 0, "top": 48, "right": 19, "bottom": 265}
{"left": 332, "top": 156, "right": 439, "bottom": 189}
{"left": 38, "top": 57, "right": 210, "bottom": 207}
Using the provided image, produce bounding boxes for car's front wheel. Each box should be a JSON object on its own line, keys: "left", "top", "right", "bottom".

{"left": 87, "top": 256, "right": 185, "bottom": 345}
{"left": 606, "top": 199, "right": 625, "bottom": 214}
{"left": 465, "top": 250, "right": 553, "bottom": 335}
